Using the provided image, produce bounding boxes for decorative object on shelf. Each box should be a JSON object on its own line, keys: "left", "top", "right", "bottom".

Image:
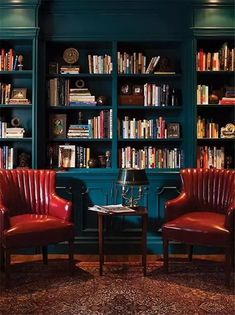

{"left": 118, "top": 95, "right": 144, "bottom": 105}
{"left": 117, "top": 168, "right": 149, "bottom": 208}
{"left": 49, "top": 62, "right": 59, "bottom": 74}
{"left": 49, "top": 114, "right": 67, "bottom": 139}
{"left": 11, "top": 117, "right": 20, "bottom": 127}
{"left": 120, "top": 83, "right": 132, "bottom": 95}
{"left": 157, "top": 56, "right": 173, "bottom": 72}
{"left": 167, "top": 123, "right": 180, "bottom": 138}
{"left": 17, "top": 55, "right": 24, "bottom": 71}
{"left": 17, "top": 152, "right": 30, "bottom": 168}
{"left": 11, "top": 88, "right": 27, "bottom": 99}
{"left": 226, "top": 156, "right": 233, "bottom": 169}
{"left": 59, "top": 144, "right": 76, "bottom": 169}
{"left": 63, "top": 48, "right": 79, "bottom": 65}
{"left": 132, "top": 85, "right": 143, "bottom": 95}
{"left": 98, "top": 155, "right": 106, "bottom": 168}
{"left": 220, "top": 123, "right": 235, "bottom": 139}
{"left": 96, "top": 96, "right": 107, "bottom": 105}
{"left": 75, "top": 79, "right": 85, "bottom": 88}
{"left": 209, "top": 93, "right": 219, "bottom": 104}
{"left": 9, "top": 88, "right": 30, "bottom": 104}
{"left": 105, "top": 150, "right": 111, "bottom": 168}
{"left": 88, "top": 158, "right": 99, "bottom": 168}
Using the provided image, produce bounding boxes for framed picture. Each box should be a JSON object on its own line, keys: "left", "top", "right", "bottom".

{"left": 49, "top": 114, "right": 67, "bottom": 139}
{"left": 58, "top": 144, "right": 76, "bottom": 168}
{"left": 167, "top": 123, "right": 180, "bottom": 138}
{"left": 11, "top": 88, "right": 27, "bottom": 99}
{"left": 132, "top": 85, "right": 143, "bottom": 95}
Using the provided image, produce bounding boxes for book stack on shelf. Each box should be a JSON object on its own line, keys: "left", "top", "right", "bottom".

{"left": 0, "top": 146, "right": 16, "bottom": 169}
{"left": 88, "top": 54, "right": 112, "bottom": 74}
{"left": 197, "top": 146, "right": 225, "bottom": 169}
{"left": 219, "top": 86, "right": 235, "bottom": 105}
{"left": 5, "top": 127, "right": 25, "bottom": 138}
{"left": 69, "top": 87, "right": 96, "bottom": 106}
{"left": 60, "top": 65, "right": 80, "bottom": 74}
{"left": 197, "top": 116, "right": 219, "bottom": 139}
{"left": 67, "top": 124, "right": 92, "bottom": 138}
{"left": 143, "top": 83, "right": 178, "bottom": 106}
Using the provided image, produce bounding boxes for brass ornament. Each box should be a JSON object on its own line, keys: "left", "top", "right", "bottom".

{"left": 220, "top": 123, "right": 235, "bottom": 139}
{"left": 63, "top": 48, "right": 79, "bottom": 65}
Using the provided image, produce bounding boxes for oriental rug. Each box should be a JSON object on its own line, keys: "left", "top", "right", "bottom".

{"left": 0, "top": 257, "right": 234, "bottom": 314}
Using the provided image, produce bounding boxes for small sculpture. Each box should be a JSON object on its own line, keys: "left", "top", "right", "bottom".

{"left": 18, "top": 55, "right": 24, "bottom": 71}
{"left": 105, "top": 150, "right": 111, "bottom": 168}
{"left": 18, "top": 152, "right": 30, "bottom": 168}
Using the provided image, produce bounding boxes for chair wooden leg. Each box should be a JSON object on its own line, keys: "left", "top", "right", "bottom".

{"left": 187, "top": 245, "right": 193, "bottom": 262}
{"left": 0, "top": 246, "right": 5, "bottom": 272}
{"left": 225, "top": 247, "right": 231, "bottom": 288}
{"left": 163, "top": 239, "right": 169, "bottom": 273}
{"left": 68, "top": 239, "right": 74, "bottom": 275}
{"left": 42, "top": 246, "right": 48, "bottom": 264}
{"left": 5, "top": 249, "right": 11, "bottom": 288}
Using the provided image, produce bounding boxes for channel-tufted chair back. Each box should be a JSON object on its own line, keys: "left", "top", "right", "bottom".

{"left": 180, "top": 168, "right": 235, "bottom": 214}
{"left": 0, "top": 169, "right": 56, "bottom": 216}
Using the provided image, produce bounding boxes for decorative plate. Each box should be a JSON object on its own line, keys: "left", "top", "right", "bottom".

{"left": 63, "top": 48, "right": 79, "bottom": 64}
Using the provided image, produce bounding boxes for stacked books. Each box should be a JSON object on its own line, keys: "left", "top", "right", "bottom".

{"left": 67, "top": 124, "right": 92, "bottom": 138}
{"left": 60, "top": 65, "right": 80, "bottom": 74}
{"left": 219, "top": 87, "right": 235, "bottom": 105}
{"left": 69, "top": 87, "right": 96, "bottom": 106}
{"left": 9, "top": 98, "right": 30, "bottom": 104}
{"left": 5, "top": 127, "right": 25, "bottom": 138}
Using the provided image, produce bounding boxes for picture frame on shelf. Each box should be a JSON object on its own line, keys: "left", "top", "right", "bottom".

{"left": 58, "top": 144, "right": 76, "bottom": 168}
{"left": 132, "top": 85, "right": 143, "bottom": 95}
{"left": 11, "top": 88, "right": 27, "bottom": 99}
{"left": 167, "top": 123, "right": 180, "bottom": 138}
{"left": 49, "top": 114, "right": 67, "bottom": 139}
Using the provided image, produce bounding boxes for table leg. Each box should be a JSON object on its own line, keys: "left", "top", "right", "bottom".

{"left": 98, "top": 214, "right": 104, "bottom": 276}
{"left": 142, "top": 214, "right": 147, "bottom": 276}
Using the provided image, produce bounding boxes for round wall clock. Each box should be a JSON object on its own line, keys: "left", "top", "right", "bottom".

{"left": 63, "top": 48, "right": 79, "bottom": 64}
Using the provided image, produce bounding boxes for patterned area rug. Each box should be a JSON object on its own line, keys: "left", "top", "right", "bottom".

{"left": 0, "top": 258, "right": 234, "bottom": 314}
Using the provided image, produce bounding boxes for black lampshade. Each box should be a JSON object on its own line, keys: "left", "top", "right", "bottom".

{"left": 117, "top": 169, "right": 149, "bottom": 186}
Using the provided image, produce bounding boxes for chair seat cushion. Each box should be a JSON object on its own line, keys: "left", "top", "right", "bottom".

{"left": 3, "top": 214, "right": 74, "bottom": 249}
{"left": 162, "top": 211, "right": 230, "bottom": 247}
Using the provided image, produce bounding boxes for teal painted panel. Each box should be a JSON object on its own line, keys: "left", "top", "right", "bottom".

{"left": 0, "top": 8, "right": 36, "bottom": 28}
{"left": 193, "top": 7, "right": 235, "bottom": 28}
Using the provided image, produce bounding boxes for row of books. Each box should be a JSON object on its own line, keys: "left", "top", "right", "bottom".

{"left": 0, "top": 145, "right": 16, "bottom": 169}
{"left": 197, "top": 85, "right": 209, "bottom": 105}
{"left": 197, "top": 42, "right": 235, "bottom": 71}
{"left": 117, "top": 51, "right": 160, "bottom": 74}
{"left": 57, "top": 144, "right": 91, "bottom": 168}
{"left": 87, "top": 54, "right": 112, "bottom": 74}
{"left": 143, "top": 83, "right": 178, "bottom": 106}
{"left": 197, "top": 117, "right": 219, "bottom": 139}
{"left": 0, "top": 83, "right": 30, "bottom": 104}
{"left": 0, "top": 122, "right": 25, "bottom": 138}
{"left": 197, "top": 146, "right": 225, "bottom": 169}
{"left": 120, "top": 116, "right": 177, "bottom": 139}
{"left": 0, "top": 48, "right": 20, "bottom": 71}
{"left": 119, "top": 146, "right": 183, "bottom": 169}
{"left": 66, "top": 110, "right": 112, "bottom": 139}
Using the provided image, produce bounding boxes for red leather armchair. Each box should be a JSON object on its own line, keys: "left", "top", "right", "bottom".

{"left": 0, "top": 169, "right": 75, "bottom": 287}
{"left": 162, "top": 168, "right": 235, "bottom": 286}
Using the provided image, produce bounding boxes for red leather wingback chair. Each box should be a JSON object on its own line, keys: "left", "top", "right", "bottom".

{"left": 0, "top": 169, "right": 75, "bottom": 286}
{"left": 162, "top": 168, "right": 235, "bottom": 286}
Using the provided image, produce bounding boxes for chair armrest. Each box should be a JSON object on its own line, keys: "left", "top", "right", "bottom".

{"left": 165, "top": 192, "right": 191, "bottom": 222}
{"left": 49, "top": 193, "right": 72, "bottom": 221}
{"left": 225, "top": 203, "right": 235, "bottom": 233}
{"left": 0, "top": 206, "right": 10, "bottom": 239}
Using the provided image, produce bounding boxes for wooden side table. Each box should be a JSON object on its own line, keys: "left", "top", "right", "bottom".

{"left": 98, "top": 206, "right": 148, "bottom": 276}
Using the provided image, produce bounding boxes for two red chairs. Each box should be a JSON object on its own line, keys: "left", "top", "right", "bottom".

{"left": 0, "top": 169, "right": 75, "bottom": 287}
{"left": 162, "top": 168, "right": 235, "bottom": 286}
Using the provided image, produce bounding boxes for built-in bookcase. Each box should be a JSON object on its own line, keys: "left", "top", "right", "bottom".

{"left": 44, "top": 40, "right": 185, "bottom": 171}
{"left": 0, "top": 39, "right": 35, "bottom": 169}
{"left": 196, "top": 38, "right": 235, "bottom": 169}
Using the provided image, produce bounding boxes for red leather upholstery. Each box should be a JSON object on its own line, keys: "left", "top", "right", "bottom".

{"left": 162, "top": 168, "right": 235, "bottom": 286}
{"left": 0, "top": 169, "right": 75, "bottom": 287}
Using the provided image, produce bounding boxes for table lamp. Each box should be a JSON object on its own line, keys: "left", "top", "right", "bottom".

{"left": 117, "top": 168, "right": 149, "bottom": 208}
